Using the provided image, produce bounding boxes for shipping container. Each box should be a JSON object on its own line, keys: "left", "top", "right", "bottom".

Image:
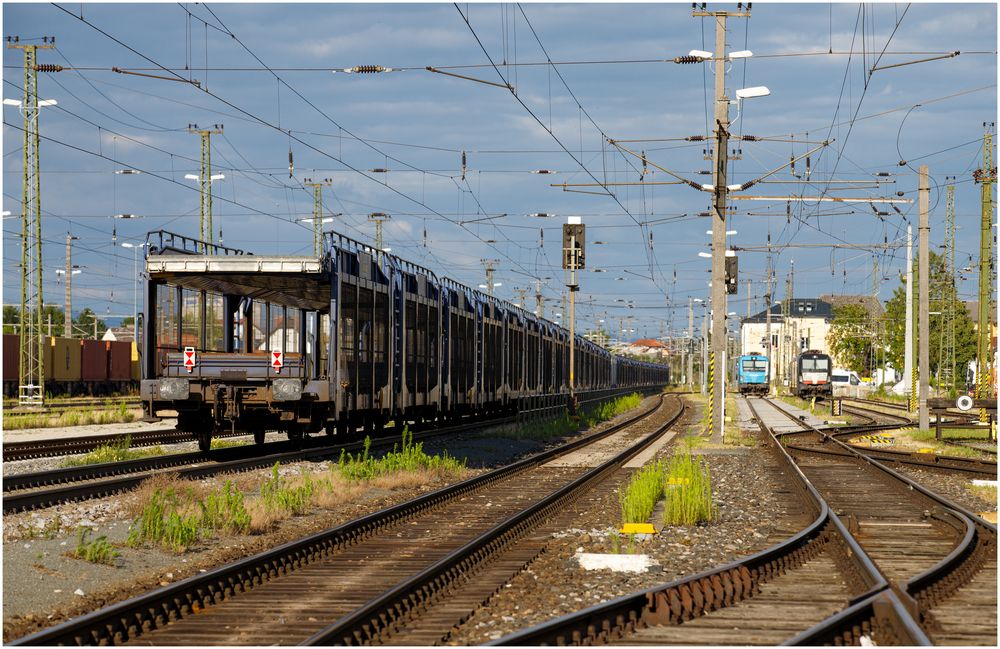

{"left": 50, "top": 337, "right": 82, "bottom": 381}
{"left": 3, "top": 333, "right": 18, "bottom": 383}
{"left": 81, "top": 339, "right": 109, "bottom": 381}
{"left": 108, "top": 341, "right": 133, "bottom": 381}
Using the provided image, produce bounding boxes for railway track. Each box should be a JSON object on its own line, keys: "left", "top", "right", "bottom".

{"left": 3, "top": 389, "right": 654, "bottom": 513}
{"left": 761, "top": 397, "right": 997, "bottom": 645}
{"left": 840, "top": 399, "right": 998, "bottom": 461}
{"left": 492, "top": 396, "right": 995, "bottom": 646}
{"left": 2, "top": 428, "right": 245, "bottom": 462}
{"left": 2, "top": 397, "right": 141, "bottom": 413}
{"left": 1, "top": 416, "right": 520, "bottom": 515}
{"left": 11, "top": 394, "right": 682, "bottom": 646}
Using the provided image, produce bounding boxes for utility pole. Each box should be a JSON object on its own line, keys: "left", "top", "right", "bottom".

{"left": 368, "top": 212, "right": 391, "bottom": 264}
{"left": 872, "top": 256, "right": 879, "bottom": 377}
{"left": 918, "top": 165, "right": 930, "bottom": 431}
{"left": 187, "top": 123, "right": 223, "bottom": 249}
{"left": 562, "top": 217, "right": 585, "bottom": 410}
{"left": 534, "top": 279, "right": 545, "bottom": 318}
{"left": 692, "top": 4, "right": 749, "bottom": 439}
{"left": 9, "top": 36, "right": 54, "bottom": 407}
{"left": 904, "top": 224, "right": 914, "bottom": 408}
{"left": 765, "top": 259, "right": 773, "bottom": 393}
{"left": 514, "top": 287, "right": 529, "bottom": 309}
{"left": 687, "top": 297, "right": 695, "bottom": 390}
{"left": 701, "top": 307, "right": 709, "bottom": 396}
{"left": 746, "top": 278, "right": 752, "bottom": 320}
{"left": 941, "top": 179, "right": 956, "bottom": 394}
{"left": 481, "top": 259, "right": 499, "bottom": 296}
{"left": 64, "top": 233, "right": 78, "bottom": 338}
{"left": 779, "top": 261, "right": 793, "bottom": 390}
{"left": 974, "top": 124, "right": 996, "bottom": 421}
{"left": 303, "top": 178, "right": 332, "bottom": 256}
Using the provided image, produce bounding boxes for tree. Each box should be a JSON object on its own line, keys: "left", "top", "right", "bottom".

{"left": 883, "top": 250, "right": 977, "bottom": 391}
{"left": 3, "top": 305, "right": 66, "bottom": 335}
{"left": 2, "top": 306, "right": 18, "bottom": 334}
{"left": 74, "top": 308, "right": 108, "bottom": 338}
{"left": 827, "top": 303, "right": 877, "bottom": 375}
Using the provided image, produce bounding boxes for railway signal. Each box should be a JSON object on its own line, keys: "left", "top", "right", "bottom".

{"left": 271, "top": 350, "right": 284, "bottom": 373}
{"left": 183, "top": 347, "right": 196, "bottom": 372}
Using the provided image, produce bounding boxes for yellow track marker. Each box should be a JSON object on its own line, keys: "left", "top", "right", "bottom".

{"left": 979, "top": 512, "right": 997, "bottom": 524}
{"left": 620, "top": 523, "right": 656, "bottom": 535}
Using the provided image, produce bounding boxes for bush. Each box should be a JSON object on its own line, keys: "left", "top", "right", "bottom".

{"left": 662, "top": 449, "right": 714, "bottom": 526}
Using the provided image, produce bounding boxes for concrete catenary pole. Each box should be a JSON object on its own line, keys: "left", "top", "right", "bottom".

{"left": 708, "top": 11, "right": 730, "bottom": 439}
{"left": 688, "top": 297, "right": 695, "bottom": 390}
{"left": 65, "top": 233, "right": 75, "bottom": 338}
{"left": 904, "top": 224, "right": 913, "bottom": 400}
{"left": 765, "top": 260, "right": 773, "bottom": 392}
{"left": 918, "top": 166, "right": 931, "bottom": 430}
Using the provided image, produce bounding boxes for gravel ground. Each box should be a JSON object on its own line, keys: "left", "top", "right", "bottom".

{"left": 2, "top": 395, "right": 658, "bottom": 642}
{"left": 447, "top": 397, "right": 810, "bottom": 645}
{"left": 893, "top": 465, "right": 997, "bottom": 515}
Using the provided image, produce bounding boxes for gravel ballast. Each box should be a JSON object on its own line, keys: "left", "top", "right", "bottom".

{"left": 446, "top": 397, "right": 812, "bottom": 644}
{"left": 2, "top": 394, "right": 659, "bottom": 642}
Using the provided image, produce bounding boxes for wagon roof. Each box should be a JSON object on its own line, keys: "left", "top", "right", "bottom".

{"left": 146, "top": 255, "right": 329, "bottom": 310}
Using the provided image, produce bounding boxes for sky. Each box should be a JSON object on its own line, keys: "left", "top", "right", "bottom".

{"left": 2, "top": 1, "right": 997, "bottom": 340}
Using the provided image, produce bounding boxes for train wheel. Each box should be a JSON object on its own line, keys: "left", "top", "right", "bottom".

{"left": 253, "top": 429, "right": 266, "bottom": 445}
{"left": 197, "top": 431, "right": 212, "bottom": 453}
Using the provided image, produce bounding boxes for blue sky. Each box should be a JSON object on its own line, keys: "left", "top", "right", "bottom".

{"left": 2, "top": 2, "right": 996, "bottom": 339}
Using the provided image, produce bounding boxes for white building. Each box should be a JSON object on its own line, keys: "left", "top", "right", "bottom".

{"left": 740, "top": 298, "right": 835, "bottom": 379}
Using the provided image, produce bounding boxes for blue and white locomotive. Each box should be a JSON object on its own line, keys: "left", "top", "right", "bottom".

{"left": 736, "top": 353, "right": 769, "bottom": 395}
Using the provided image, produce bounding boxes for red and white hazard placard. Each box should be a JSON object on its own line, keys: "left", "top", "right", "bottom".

{"left": 271, "top": 350, "right": 283, "bottom": 373}
{"left": 183, "top": 347, "right": 196, "bottom": 372}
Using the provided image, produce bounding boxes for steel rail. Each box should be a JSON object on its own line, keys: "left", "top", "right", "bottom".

{"left": 9, "top": 392, "right": 666, "bottom": 645}
{"left": 2, "top": 428, "right": 212, "bottom": 462}
{"left": 305, "top": 397, "right": 685, "bottom": 645}
{"left": 489, "top": 397, "right": 919, "bottom": 646}
{"left": 1, "top": 415, "right": 524, "bottom": 514}
{"left": 763, "top": 397, "right": 997, "bottom": 640}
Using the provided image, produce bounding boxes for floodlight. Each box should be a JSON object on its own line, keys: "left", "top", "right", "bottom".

{"left": 728, "top": 50, "right": 753, "bottom": 59}
{"left": 735, "top": 86, "right": 771, "bottom": 99}
{"left": 689, "top": 49, "right": 713, "bottom": 59}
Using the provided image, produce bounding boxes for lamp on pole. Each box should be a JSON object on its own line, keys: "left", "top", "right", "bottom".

{"left": 121, "top": 242, "right": 149, "bottom": 340}
{"left": 563, "top": 216, "right": 585, "bottom": 412}
{"left": 683, "top": 5, "right": 766, "bottom": 438}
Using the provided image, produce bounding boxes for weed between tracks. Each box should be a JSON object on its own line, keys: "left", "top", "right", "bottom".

{"left": 74, "top": 527, "right": 120, "bottom": 565}
{"left": 501, "top": 392, "right": 644, "bottom": 441}
{"left": 4, "top": 401, "right": 138, "bottom": 430}
{"left": 618, "top": 443, "right": 715, "bottom": 528}
{"left": 60, "top": 436, "right": 165, "bottom": 467}
{"left": 123, "top": 427, "right": 469, "bottom": 553}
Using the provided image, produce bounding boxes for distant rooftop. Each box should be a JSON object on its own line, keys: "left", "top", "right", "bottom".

{"left": 743, "top": 298, "right": 833, "bottom": 324}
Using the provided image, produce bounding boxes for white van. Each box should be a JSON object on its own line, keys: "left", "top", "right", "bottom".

{"left": 831, "top": 369, "right": 871, "bottom": 398}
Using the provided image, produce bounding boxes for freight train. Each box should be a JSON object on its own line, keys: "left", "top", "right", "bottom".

{"left": 140, "top": 231, "right": 669, "bottom": 450}
{"left": 735, "top": 353, "right": 769, "bottom": 395}
{"left": 2, "top": 334, "right": 139, "bottom": 397}
{"left": 789, "top": 350, "right": 833, "bottom": 397}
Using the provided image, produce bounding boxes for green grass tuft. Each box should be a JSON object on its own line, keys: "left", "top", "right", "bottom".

{"left": 338, "top": 428, "right": 466, "bottom": 480}
{"left": 619, "top": 459, "right": 668, "bottom": 526}
{"left": 662, "top": 448, "right": 714, "bottom": 526}
{"left": 61, "top": 436, "right": 164, "bottom": 467}
{"left": 74, "top": 527, "right": 120, "bottom": 565}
